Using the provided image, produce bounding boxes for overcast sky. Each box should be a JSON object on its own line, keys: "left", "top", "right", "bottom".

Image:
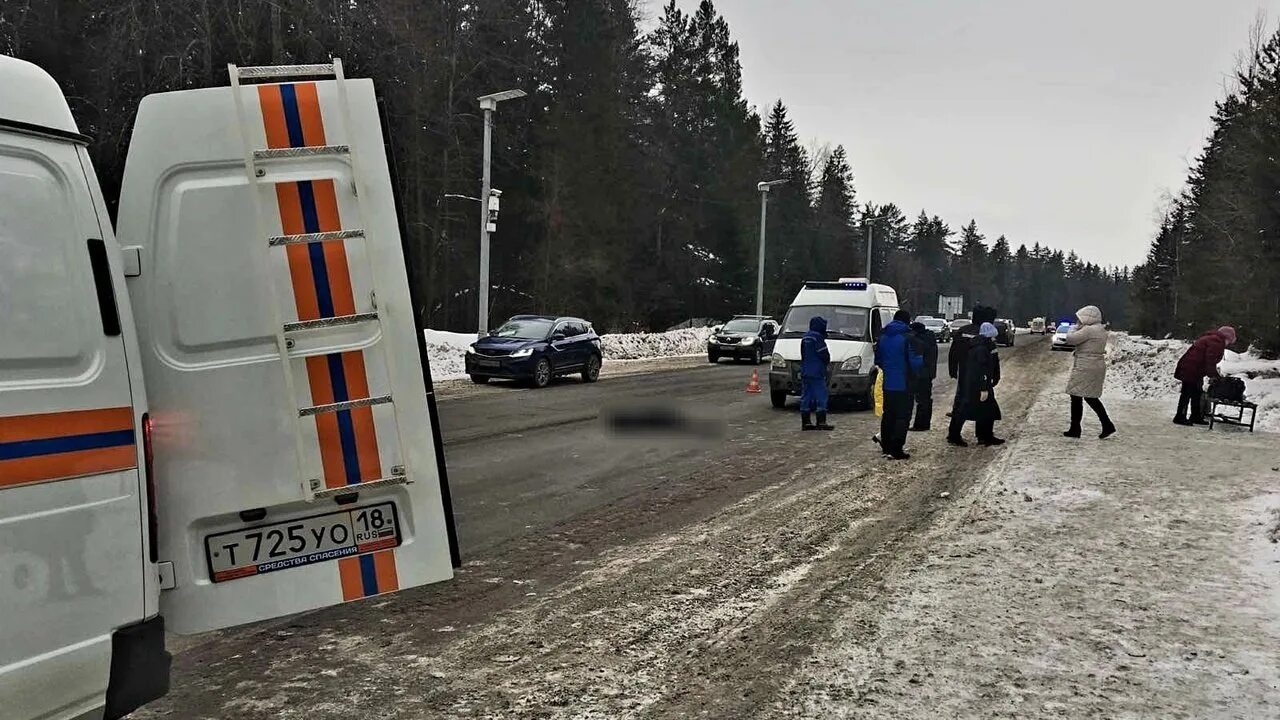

{"left": 662, "top": 0, "right": 1280, "bottom": 268}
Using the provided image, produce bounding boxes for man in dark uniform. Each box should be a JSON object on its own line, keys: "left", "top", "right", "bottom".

{"left": 908, "top": 320, "right": 939, "bottom": 431}
{"left": 946, "top": 304, "right": 998, "bottom": 446}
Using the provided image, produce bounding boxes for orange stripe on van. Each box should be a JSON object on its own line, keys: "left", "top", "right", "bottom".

{"left": 308, "top": 179, "right": 357, "bottom": 317}
{"left": 257, "top": 84, "right": 291, "bottom": 149}
{"left": 0, "top": 446, "right": 137, "bottom": 489}
{"left": 338, "top": 556, "right": 364, "bottom": 601}
{"left": 0, "top": 407, "right": 133, "bottom": 443}
{"left": 292, "top": 82, "right": 328, "bottom": 146}
{"left": 304, "top": 355, "right": 348, "bottom": 490}
{"left": 340, "top": 351, "right": 382, "bottom": 482}
{"left": 372, "top": 550, "right": 399, "bottom": 593}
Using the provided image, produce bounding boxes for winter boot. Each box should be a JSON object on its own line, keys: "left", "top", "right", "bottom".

{"left": 1062, "top": 427, "right": 1081, "bottom": 438}
{"left": 815, "top": 412, "right": 834, "bottom": 431}
{"left": 978, "top": 436, "right": 1006, "bottom": 446}
{"left": 801, "top": 412, "right": 815, "bottom": 431}
{"left": 1172, "top": 417, "right": 1193, "bottom": 426}
{"left": 946, "top": 435, "right": 968, "bottom": 447}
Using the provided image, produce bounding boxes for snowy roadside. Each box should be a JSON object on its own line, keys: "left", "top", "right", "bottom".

{"left": 776, "top": 377, "right": 1280, "bottom": 717}
{"left": 423, "top": 327, "right": 715, "bottom": 383}
{"left": 1107, "top": 333, "right": 1280, "bottom": 431}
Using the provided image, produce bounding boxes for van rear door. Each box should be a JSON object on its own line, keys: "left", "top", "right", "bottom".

{"left": 116, "top": 68, "right": 455, "bottom": 634}
{"left": 0, "top": 128, "right": 149, "bottom": 717}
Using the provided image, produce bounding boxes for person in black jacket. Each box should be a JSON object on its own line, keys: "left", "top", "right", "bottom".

{"left": 947, "top": 304, "right": 998, "bottom": 446}
{"left": 908, "top": 321, "right": 938, "bottom": 431}
{"left": 954, "top": 322, "right": 1006, "bottom": 446}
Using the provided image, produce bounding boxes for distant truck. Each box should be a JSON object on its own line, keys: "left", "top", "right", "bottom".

{"left": 769, "top": 278, "right": 900, "bottom": 410}
{"left": 0, "top": 56, "right": 458, "bottom": 720}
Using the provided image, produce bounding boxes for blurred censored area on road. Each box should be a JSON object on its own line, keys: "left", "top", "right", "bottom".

{"left": 599, "top": 400, "right": 726, "bottom": 446}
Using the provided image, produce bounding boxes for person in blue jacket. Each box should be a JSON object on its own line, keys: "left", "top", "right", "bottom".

{"left": 800, "top": 315, "right": 833, "bottom": 431}
{"left": 875, "top": 309, "right": 925, "bottom": 459}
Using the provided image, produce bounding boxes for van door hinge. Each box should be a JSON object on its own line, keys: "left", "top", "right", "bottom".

{"left": 122, "top": 246, "right": 143, "bottom": 277}
{"left": 157, "top": 561, "right": 176, "bottom": 590}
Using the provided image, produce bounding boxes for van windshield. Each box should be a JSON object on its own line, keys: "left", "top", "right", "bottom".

{"left": 781, "top": 305, "right": 869, "bottom": 341}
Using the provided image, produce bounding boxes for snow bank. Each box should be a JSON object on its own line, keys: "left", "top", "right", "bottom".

{"left": 423, "top": 327, "right": 716, "bottom": 381}
{"left": 1106, "top": 333, "right": 1280, "bottom": 431}
{"left": 597, "top": 327, "right": 714, "bottom": 360}
{"left": 422, "top": 329, "right": 476, "bottom": 381}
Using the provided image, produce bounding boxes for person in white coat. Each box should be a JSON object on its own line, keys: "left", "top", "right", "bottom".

{"left": 1063, "top": 305, "right": 1116, "bottom": 439}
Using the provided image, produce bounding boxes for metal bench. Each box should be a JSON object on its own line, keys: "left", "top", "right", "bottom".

{"left": 1208, "top": 398, "right": 1257, "bottom": 432}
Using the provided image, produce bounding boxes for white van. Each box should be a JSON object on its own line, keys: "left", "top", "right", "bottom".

{"left": 768, "top": 278, "right": 900, "bottom": 409}
{"left": 0, "top": 56, "right": 457, "bottom": 720}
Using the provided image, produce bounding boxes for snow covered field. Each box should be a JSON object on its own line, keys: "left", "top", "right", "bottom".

{"left": 423, "top": 327, "right": 715, "bottom": 381}
{"left": 1107, "top": 333, "right": 1280, "bottom": 432}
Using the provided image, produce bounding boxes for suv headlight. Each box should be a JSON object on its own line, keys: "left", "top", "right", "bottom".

{"left": 771, "top": 353, "right": 787, "bottom": 369}
{"left": 466, "top": 345, "right": 476, "bottom": 355}
{"left": 741, "top": 336, "right": 756, "bottom": 345}
{"left": 510, "top": 347, "right": 534, "bottom": 358}
{"left": 841, "top": 356, "right": 863, "bottom": 372}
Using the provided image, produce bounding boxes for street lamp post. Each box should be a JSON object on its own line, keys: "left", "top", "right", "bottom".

{"left": 755, "top": 180, "right": 786, "bottom": 317}
{"left": 864, "top": 216, "right": 882, "bottom": 282}
{"left": 476, "top": 89, "right": 526, "bottom": 338}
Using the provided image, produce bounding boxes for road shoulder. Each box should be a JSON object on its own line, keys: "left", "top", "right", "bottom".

{"left": 777, "top": 386, "right": 1280, "bottom": 717}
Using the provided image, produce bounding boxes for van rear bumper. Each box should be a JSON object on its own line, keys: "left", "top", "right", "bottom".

{"left": 769, "top": 369, "right": 873, "bottom": 396}
{"left": 103, "top": 615, "right": 171, "bottom": 720}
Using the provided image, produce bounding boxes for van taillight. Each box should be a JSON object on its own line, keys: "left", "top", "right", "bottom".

{"left": 142, "top": 412, "right": 158, "bottom": 563}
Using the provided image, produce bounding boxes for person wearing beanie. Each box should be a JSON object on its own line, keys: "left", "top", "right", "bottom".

{"left": 952, "top": 322, "right": 1005, "bottom": 446}
{"left": 1173, "top": 325, "right": 1236, "bottom": 425}
{"left": 1062, "top": 305, "right": 1116, "bottom": 439}
{"left": 947, "top": 304, "right": 998, "bottom": 446}
{"left": 873, "top": 309, "right": 925, "bottom": 459}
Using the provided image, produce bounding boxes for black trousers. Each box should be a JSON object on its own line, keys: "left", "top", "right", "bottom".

{"left": 881, "top": 390, "right": 913, "bottom": 454}
{"left": 911, "top": 378, "right": 933, "bottom": 430}
{"left": 1069, "top": 395, "right": 1112, "bottom": 430}
{"left": 1176, "top": 380, "right": 1203, "bottom": 421}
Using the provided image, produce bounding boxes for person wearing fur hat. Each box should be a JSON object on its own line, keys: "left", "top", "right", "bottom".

{"left": 1173, "top": 325, "right": 1236, "bottom": 425}
{"left": 1062, "top": 305, "right": 1116, "bottom": 439}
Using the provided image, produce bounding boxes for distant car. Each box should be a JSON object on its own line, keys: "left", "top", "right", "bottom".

{"left": 1051, "top": 321, "right": 1075, "bottom": 351}
{"left": 948, "top": 318, "right": 969, "bottom": 332}
{"left": 1030, "top": 317, "right": 1047, "bottom": 334}
{"left": 994, "top": 319, "right": 1016, "bottom": 347}
{"left": 466, "top": 315, "right": 602, "bottom": 387}
{"left": 914, "top": 315, "right": 952, "bottom": 343}
{"left": 708, "top": 315, "right": 778, "bottom": 364}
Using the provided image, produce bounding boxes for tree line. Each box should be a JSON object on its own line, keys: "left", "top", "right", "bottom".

{"left": 2, "top": 0, "right": 1127, "bottom": 331}
{"left": 1130, "top": 21, "right": 1280, "bottom": 355}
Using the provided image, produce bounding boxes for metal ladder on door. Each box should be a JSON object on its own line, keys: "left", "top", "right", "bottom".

{"left": 227, "top": 58, "right": 412, "bottom": 501}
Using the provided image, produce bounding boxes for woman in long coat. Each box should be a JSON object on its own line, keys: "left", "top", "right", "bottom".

{"left": 956, "top": 322, "right": 1004, "bottom": 446}
{"left": 1063, "top": 305, "right": 1116, "bottom": 439}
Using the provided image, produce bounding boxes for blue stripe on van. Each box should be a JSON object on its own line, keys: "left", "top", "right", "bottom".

{"left": 0, "top": 429, "right": 135, "bottom": 461}
{"left": 326, "top": 354, "right": 362, "bottom": 486}
{"left": 278, "top": 84, "right": 306, "bottom": 148}
{"left": 358, "top": 553, "right": 379, "bottom": 596}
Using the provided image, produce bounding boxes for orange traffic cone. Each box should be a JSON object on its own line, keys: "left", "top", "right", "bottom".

{"left": 746, "top": 369, "right": 762, "bottom": 393}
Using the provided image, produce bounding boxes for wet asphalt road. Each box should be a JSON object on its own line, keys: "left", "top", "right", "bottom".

{"left": 436, "top": 335, "right": 1031, "bottom": 557}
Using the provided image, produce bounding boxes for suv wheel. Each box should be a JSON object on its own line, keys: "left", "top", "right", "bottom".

{"left": 531, "top": 358, "right": 552, "bottom": 388}
{"left": 770, "top": 389, "right": 787, "bottom": 408}
{"left": 470, "top": 374, "right": 490, "bottom": 384}
{"left": 707, "top": 351, "right": 719, "bottom": 364}
{"left": 582, "top": 354, "right": 601, "bottom": 383}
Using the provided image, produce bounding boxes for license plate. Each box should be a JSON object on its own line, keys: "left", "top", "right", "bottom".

{"left": 205, "top": 502, "right": 401, "bottom": 583}
{"left": 476, "top": 358, "right": 500, "bottom": 368}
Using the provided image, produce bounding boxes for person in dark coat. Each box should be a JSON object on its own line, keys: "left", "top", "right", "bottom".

{"left": 1173, "top": 325, "right": 1235, "bottom": 425}
{"left": 908, "top": 321, "right": 939, "bottom": 431}
{"left": 874, "top": 310, "right": 925, "bottom": 459}
{"left": 799, "top": 315, "right": 833, "bottom": 431}
{"left": 947, "top": 304, "right": 998, "bottom": 445}
{"left": 953, "top": 322, "right": 1005, "bottom": 446}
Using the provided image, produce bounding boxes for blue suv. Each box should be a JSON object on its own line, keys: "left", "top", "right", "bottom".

{"left": 465, "top": 315, "right": 603, "bottom": 388}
